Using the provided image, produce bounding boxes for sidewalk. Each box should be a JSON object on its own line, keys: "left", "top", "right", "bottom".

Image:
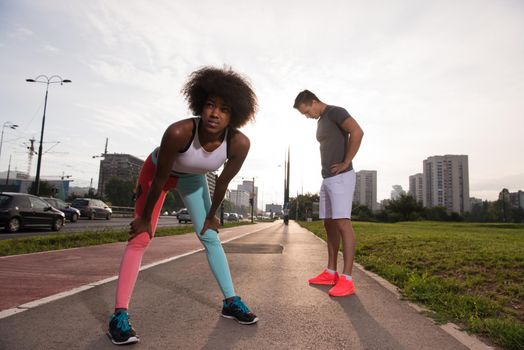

{"left": 0, "top": 221, "right": 491, "bottom": 349}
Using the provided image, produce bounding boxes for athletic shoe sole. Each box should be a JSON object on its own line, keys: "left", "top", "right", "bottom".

{"left": 106, "top": 332, "right": 140, "bottom": 345}
{"left": 221, "top": 314, "right": 259, "bottom": 325}
{"left": 328, "top": 289, "right": 356, "bottom": 297}
{"left": 308, "top": 280, "right": 337, "bottom": 285}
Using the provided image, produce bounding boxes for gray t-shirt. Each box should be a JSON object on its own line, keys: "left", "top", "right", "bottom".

{"left": 316, "top": 105, "right": 354, "bottom": 178}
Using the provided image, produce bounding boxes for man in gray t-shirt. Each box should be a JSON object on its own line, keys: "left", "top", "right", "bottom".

{"left": 293, "top": 89, "right": 364, "bottom": 297}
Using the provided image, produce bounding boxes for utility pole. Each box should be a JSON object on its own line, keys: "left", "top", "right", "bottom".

{"left": 26, "top": 75, "right": 72, "bottom": 195}
{"left": 251, "top": 176, "right": 255, "bottom": 223}
{"left": 93, "top": 137, "right": 109, "bottom": 199}
{"left": 5, "top": 155, "right": 12, "bottom": 185}
{"left": 283, "top": 146, "right": 290, "bottom": 224}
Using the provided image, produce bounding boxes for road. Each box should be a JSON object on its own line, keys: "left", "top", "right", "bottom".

{"left": 0, "top": 216, "right": 188, "bottom": 240}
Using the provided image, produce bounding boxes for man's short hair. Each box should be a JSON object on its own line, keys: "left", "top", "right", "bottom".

{"left": 293, "top": 90, "right": 320, "bottom": 109}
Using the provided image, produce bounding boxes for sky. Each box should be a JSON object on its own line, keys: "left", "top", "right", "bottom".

{"left": 0, "top": 0, "right": 523, "bottom": 208}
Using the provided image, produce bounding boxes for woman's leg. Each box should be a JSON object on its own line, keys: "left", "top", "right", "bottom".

{"left": 176, "top": 174, "right": 236, "bottom": 298}
{"left": 114, "top": 156, "right": 176, "bottom": 309}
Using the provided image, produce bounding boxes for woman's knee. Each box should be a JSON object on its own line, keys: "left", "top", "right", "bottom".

{"left": 198, "top": 229, "right": 221, "bottom": 247}
{"left": 127, "top": 232, "right": 152, "bottom": 250}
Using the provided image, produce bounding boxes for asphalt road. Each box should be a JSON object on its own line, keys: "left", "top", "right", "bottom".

{"left": 0, "top": 216, "right": 189, "bottom": 240}
{"left": 0, "top": 221, "right": 485, "bottom": 350}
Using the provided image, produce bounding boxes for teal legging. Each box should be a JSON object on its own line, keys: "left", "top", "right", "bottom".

{"left": 175, "top": 173, "right": 235, "bottom": 298}
{"left": 114, "top": 155, "right": 235, "bottom": 309}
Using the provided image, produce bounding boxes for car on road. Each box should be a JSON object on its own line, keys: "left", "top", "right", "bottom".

{"left": 0, "top": 192, "right": 65, "bottom": 233}
{"left": 70, "top": 198, "right": 112, "bottom": 220}
{"left": 177, "top": 208, "right": 191, "bottom": 224}
{"left": 227, "top": 213, "right": 240, "bottom": 221}
{"left": 41, "top": 197, "right": 81, "bottom": 222}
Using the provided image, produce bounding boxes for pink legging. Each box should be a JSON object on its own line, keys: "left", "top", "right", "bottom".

{"left": 114, "top": 154, "right": 177, "bottom": 309}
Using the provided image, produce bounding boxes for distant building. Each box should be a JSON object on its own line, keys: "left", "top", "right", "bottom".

{"left": 408, "top": 173, "right": 424, "bottom": 203}
{"left": 423, "top": 155, "right": 470, "bottom": 214}
{"left": 237, "top": 180, "right": 258, "bottom": 211}
{"left": 390, "top": 185, "right": 406, "bottom": 200}
{"left": 97, "top": 154, "right": 144, "bottom": 198}
{"left": 469, "top": 197, "right": 483, "bottom": 207}
{"left": 505, "top": 190, "right": 524, "bottom": 209}
{"left": 353, "top": 170, "right": 378, "bottom": 211}
{"left": 229, "top": 189, "right": 250, "bottom": 208}
{"left": 206, "top": 172, "right": 217, "bottom": 198}
{"left": 265, "top": 203, "right": 282, "bottom": 215}
{"left": 0, "top": 170, "right": 72, "bottom": 200}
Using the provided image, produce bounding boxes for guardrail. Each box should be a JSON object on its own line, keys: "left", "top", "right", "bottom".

{"left": 111, "top": 206, "right": 135, "bottom": 218}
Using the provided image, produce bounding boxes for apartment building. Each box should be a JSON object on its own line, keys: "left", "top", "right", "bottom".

{"left": 353, "top": 170, "right": 378, "bottom": 211}
{"left": 423, "top": 155, "right": 470, "bottom": 213}
{"left": 408, "top": 173, "right": 424, "bottom": 203}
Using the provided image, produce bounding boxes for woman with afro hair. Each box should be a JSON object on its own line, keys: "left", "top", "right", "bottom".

{"left": 108, "top": 66, "right": 258, "bottom": 345}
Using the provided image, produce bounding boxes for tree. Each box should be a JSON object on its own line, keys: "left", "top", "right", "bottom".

{"left": 385, "top": 194, "right": 424, "bottom": 221}
{"left": 28, "top": 180, "right": 56, "bottom": 197}
{"left": 352, "top": 203, "right": 374, "bottom": 221}
{"left": 289, "top": 193, "right": 320, "bottom": 220}
{"left": 161, "top": 191, "right": 177, "bottom": 213}
{"left": 466, "top": 201, "right": 493, "bottom": 222}
{"left": 510, "top": 207, "right": 524, "bottom": 223}
{"left": 423, "top": 206, "right": 449, "bottom": 221}
{"left": 222, "top": 199, "right": 234, "bottom": 213}
{"left": 104, "top": 177, "right": 135, "bottom": 206}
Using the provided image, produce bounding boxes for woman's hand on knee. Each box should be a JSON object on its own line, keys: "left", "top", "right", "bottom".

{"left": 129, "top": 217, "right": 153, "bottom": 241}
{"left": 200, "top": 215, "right": 220, "bottom": 235}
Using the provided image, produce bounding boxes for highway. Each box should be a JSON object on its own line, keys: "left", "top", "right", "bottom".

{"left": 0, "top": 215, "right": 188, "bottom": 240}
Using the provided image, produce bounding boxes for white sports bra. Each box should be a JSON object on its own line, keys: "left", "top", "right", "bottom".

{"left": 152, "top": 118, "right": 229, "bottom": 175}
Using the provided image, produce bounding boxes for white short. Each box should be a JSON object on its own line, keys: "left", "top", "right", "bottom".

{"left": 319, "top": 170, "right": 356, "bottom": 219}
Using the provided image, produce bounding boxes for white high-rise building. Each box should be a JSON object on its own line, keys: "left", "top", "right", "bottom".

{"left": 229, "top": 189, "right": 250, "bottom": 208}
{"left": 353, "top": 170, "right": 378, "bottom": 211}
{"left": 408, "top": 173, "right": 424, "bottom": 203}
{"left": 238, "top": 180, "right": 258, "bottom": 211}
{"left": 423, "top": 155, "right": 470, "bottom": 213}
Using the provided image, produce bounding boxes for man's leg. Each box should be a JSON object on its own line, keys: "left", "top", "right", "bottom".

{"left": 308, "top": 181, "right": 339, "bottom": 286}
{"left": 327, "top": 218, "right": 356, "bottom": 296}
{"left": 327, "top": 171, "right": 356, "bottom": 296}
{"left": 333, "top": 218, "right": 356, "bottom": 275}
{"left": 324, "top": 219, "right": 340, "bottom": 271}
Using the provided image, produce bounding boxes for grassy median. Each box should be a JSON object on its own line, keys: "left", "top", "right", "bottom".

{"left": 299, "top": 220, "right": 524, "bottom": 350}
{"left": 0, "top": 221, "right": 252, "bottom": 257}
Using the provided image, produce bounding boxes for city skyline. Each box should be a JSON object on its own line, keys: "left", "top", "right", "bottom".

{"left": 1, "top": 1, "right": 523, "bottom": 206}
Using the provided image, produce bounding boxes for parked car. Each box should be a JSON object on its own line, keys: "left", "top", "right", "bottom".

{"left": 177, "top": 208, "right": 191, "bottom": 224}
{"left": 41, "top": 197, "right": 81, "bottom": 222}
{"left": 70, "top": 198, "right": 112, "bottom": 220}
{"left": 0, "top": 192, "right": 65, "bottom": 233}
{"left": 227, "top": 213, "right": 240, "bottom": 221}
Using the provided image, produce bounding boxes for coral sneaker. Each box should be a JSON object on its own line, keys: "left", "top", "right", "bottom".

{"left": 328, "top": 275, "right": 356, "bottom": 297}
{"left": 308, "top": 269, "right": 339, "bottom": 285}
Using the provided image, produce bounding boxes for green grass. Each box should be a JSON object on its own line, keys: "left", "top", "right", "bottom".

{"left": 299, "top": 220, "right": 524, "bottom": 350}
{"left": 0, "top": 221, "right": 252, "bottom": 257}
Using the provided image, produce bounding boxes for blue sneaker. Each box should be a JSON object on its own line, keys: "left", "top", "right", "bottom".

{"left": 221, "top": 296, "right": 258, "bottom": 325}
{"left": 107, "top": 310, "right": 139, "bottom": 345}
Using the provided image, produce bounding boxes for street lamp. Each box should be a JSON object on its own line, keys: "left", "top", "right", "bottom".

{"left": 0, "top": 121, "right": 18, "bottom": 169}
{"left": 26, "top": 75, "right": 71, "bottom": 195}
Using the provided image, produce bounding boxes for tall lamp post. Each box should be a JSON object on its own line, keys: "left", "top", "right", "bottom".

{"left": 250, "top": 177, "right": 255, "bottom": 223}
{"left": 26, "top": 75, "right": 71, "bottom": 195}
{"left": 0, "top": 121, "right": 18, "bottom": 168}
